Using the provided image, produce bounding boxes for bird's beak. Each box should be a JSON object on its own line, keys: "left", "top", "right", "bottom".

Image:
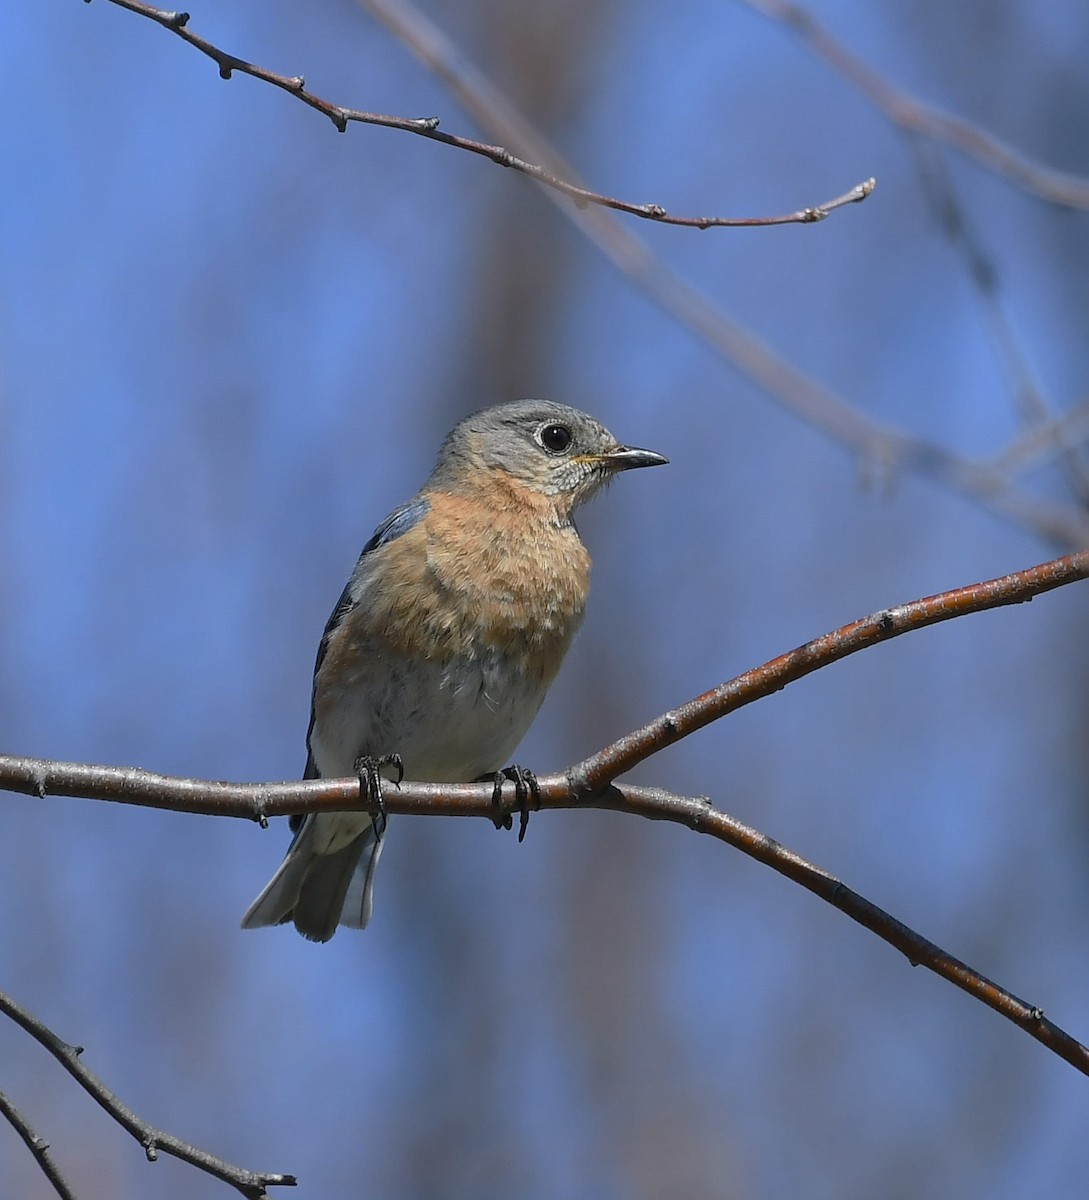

{"left": 600, "top": 444, "right": 669, "bottom": 471}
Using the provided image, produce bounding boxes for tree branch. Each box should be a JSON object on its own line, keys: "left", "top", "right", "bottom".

{"left": 0, "top": 1090, "right": 77, "bottom": 1200}
{"left": 612, "top": 786, "right": 1089, "bottom": 1078}
{"left": 738, "top": 0, "right": 1089, "bottom": 210}
{"left": 572, "top": 550, "right": 1089, "bottom": 789}
{"left": 83, "top": 0, "right": 1089, "bottom": 546}
{"left": 87, "top": 0, "right": 874, "bottom": 229}
{"left": 4, "top": 775, "right": 1087, "bottom": 1078}
{"left": 355, "top": 0, "right": 1089, "bottom": 549}
{"left": 991, "top": 395, "right": 1089, "bottom": 479}
{"left": 910, "top": 140, "right": 1089, "bottom": 508}
{"left": 0, "top": 991, "right": 296, "bottom": 1199}
{"left": 3, "top": 551, "right": 1088, "bottom": 1075}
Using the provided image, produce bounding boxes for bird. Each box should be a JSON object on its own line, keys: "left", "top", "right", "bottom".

{"left": 241, "top": 399, "right": 667, "bottom": 941}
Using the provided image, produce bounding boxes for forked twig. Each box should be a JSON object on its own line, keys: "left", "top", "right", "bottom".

{"left": 0, "top": 991, "right": 295, "bottom": 1199}
{"left": 3, "top": 551, "right": 1088, "bottom": 1075}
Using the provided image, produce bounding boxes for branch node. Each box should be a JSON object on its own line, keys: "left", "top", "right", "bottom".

{"left": 86, "top": 0, "right": 884, "bottom": 234}
{"left": 1029, "top": 1006, "right": 1045, "bottom": 1020}
{"left": 875, "top": 610, "right": 895, "bottom": 634}
{"left": 0, "top": 987, "right": 298, "bottom": 1193}
{"left": 687, "top": 796, "right": 715, "bottom": 829}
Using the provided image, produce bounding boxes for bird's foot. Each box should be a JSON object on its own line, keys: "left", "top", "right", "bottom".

{"left": 481, "top": 771, "right": 514, "bottom": 833}
{"left": 354, "top": 753, "right": 403, "bottom": 840}
{"left": 489, "top": 765, "right": 540, "bottom": 843}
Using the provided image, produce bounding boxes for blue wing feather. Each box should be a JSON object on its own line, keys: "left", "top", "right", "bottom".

{"left": 296, "top": 496, "right": 430, "bottom": 796}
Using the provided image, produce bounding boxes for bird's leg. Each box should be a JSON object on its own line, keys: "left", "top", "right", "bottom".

{"left": 354, "top": 753, "right": 403, "bottom": 840}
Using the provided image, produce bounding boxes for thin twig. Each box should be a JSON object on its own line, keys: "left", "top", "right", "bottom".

{"left": 738, "top": 0, "right": 1089, "bottom": 210}
{"left": 0, "top": 1091, "right": 78, "bottom": 1200}
{"left": 991, "top": 395, "right": 1089, "bottom": 478}
{"left": 87, "top": 0, "right": 873, "bottom": 229}
{"left": 86, "top": 0, "right": 1089, "bottom": 545}
{"left": 356, "top": 0, "right": 1089, "bottom": 549}
{"left": 910, "top": 139, "right": 1089, "bottom": 506}
{"left": 0, "top": 992, "right": 296, "bottom": 1199}
{"left": 3, "top": 551, "right": 1088, "bottom": 1074}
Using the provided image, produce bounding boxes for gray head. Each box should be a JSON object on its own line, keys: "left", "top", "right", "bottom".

{"left": 429, "top": 399, "right": 667, "bottom": 514}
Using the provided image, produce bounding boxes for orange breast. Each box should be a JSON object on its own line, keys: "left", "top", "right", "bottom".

{"left": 366, "top": 482, "right": 591, "bottom": 682}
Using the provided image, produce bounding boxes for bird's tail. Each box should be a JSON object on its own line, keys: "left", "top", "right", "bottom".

{"left": 240, "top": 815, "right": 385, "bottom": 942}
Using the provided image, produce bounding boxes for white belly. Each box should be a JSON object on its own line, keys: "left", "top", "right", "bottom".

{"left": 309, "top": 646, "right": 551, "bottom": 783}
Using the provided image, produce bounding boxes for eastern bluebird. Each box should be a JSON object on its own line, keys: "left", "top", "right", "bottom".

{"left": 241, "top": 399, "right": 666, "bottom": 941}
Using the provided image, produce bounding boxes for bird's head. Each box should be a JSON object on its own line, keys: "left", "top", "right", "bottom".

{"left": 431, "top": 399, "right": 667, "bottom": 517}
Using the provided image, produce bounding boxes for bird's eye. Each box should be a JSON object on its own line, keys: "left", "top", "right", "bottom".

{"left": 538, "top": 423, "right": 573, "bottom": 453}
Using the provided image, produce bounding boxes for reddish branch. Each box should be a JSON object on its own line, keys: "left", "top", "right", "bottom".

{"left": 88, "top": 0, "right": 874, "bottom": 229}
{"left": 0, "top": 991, "right": 295, "bottom": 1199}
{"left": 2, "top": 551, "right": 1088, "bottom": 1076}
{"left": 571, "top": 549, "right": 1089, "bottom": 788}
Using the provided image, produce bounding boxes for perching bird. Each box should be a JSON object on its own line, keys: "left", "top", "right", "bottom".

{"left": 241, "top": 399, "right": 667, "bottom": 941}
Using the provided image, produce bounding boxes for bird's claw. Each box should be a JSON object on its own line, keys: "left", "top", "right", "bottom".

{"left": 354, "top": 753, "right": 402, "bottom": 839}
{"left": 502, "top": 765, "right": 540, "bottom": 843}
{"left": 487, "top": 772, "right": 514, "bottom": 832}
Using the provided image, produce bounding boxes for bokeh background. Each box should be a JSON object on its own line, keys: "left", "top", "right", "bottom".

{"left": 3, "top": 1, "right": 1089, "bottom": 1197}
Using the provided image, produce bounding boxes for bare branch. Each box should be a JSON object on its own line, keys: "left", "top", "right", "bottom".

{"left": 85, "top": 0, "right": 1089, "bottom": 544}
{"left": 0, "top": 991, "right": 296, "bottom": 1199}
{"left": 3, "top": 551, "right": 1088, "bottom": 1074}
{"left": 572, "top": 549, "right": 1089, "bottom": 789}
{"left": 911, "top": 140, "right": 1089, "bottom": 506}
{"left": 5, "top": 550, "right": 1082, "bottom": 816}
{"left": 614, "top": 786, "right": 1089, "bottom": 1078}
{"left": 3, "top": 775, "right": 1087, "bottom": 1078}
{"left": 87, "top": 0, "right": 873, "bottom": 230}
{"left": 738, "top": 0, "right": 1089, "bottom": 210}
{"left": 0, "top": 1091, "right": 77, "bottom": 1200}
{"left": 356, "top": 0, "right": 1089, "bottom": 549}
{"left": 991, "top": 395, "right": 1089, "bottom": 478}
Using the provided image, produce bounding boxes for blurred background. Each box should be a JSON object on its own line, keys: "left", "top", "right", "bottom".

{"left": 2, "top": 1, "right": 1089, "bottom": 1197}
